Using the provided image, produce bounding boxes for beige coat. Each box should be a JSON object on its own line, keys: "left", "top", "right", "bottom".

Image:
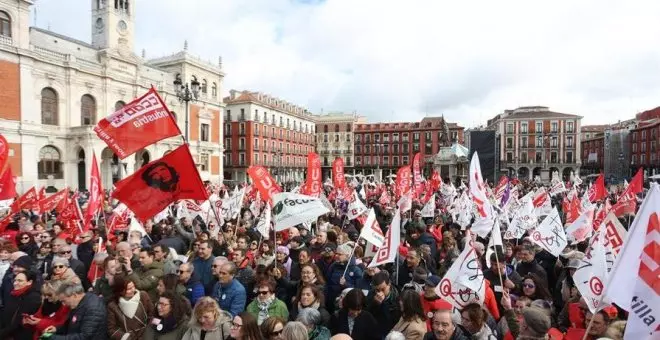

{"left": 391, "top": 317, "right": 427, "bottom": 340}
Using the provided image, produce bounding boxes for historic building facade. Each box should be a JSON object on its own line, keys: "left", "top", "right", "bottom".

{"left": 488, "top": 106, "right": 582, "bottom": 182}
{"left": 353, "top": 116, "right": 464, "bottom": 179}
{"left": 314, "top": 112, "right": 366, "bottom": 179}
{"left": 0, "top": 0, "right": 225, "bottom": 192}
{"left": 222, "top": 90, "right": 316, "bottom": 184}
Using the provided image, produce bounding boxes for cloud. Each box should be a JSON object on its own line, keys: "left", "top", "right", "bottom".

{"left": 32, "top": 0, "right": 660, "bottom": 126}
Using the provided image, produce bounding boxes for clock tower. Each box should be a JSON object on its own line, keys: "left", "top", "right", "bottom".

{"left": 91, "top": 0, "right": 134, "bottom": 52}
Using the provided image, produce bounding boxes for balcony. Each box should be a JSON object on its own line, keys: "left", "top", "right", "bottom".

{"left": 0, "top": 35, "right": 12, "bottom": 46}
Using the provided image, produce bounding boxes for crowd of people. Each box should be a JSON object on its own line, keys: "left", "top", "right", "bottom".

{"left": 0, "top": 176, "right": 637, "bottom": 340}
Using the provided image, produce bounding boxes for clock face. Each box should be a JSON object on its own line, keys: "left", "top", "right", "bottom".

{"left": 117, "top": 20, "right": 128, "bottom": 34}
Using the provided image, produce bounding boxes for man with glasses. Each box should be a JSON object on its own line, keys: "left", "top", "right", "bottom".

{"left": 76, "top": 231, "right": 95, "bottom": 273}
{"left": 211, "top": 262, "right": 246, "bottom": 317}
{"left": 177, "top": 262, "right": 204, "bottom": 306}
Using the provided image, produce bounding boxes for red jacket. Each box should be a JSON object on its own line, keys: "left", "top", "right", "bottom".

{"left": 483, "top": 279, "right": 501, "bottom": 320}
{"left": 420, "top": 293, "right": 452, "bottom": 331}
{"left": 25, "top": 303, "right": 70, "bottom": 340}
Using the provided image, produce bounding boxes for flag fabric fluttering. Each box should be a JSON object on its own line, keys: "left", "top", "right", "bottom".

{"left": 368, "top": 207, "right": 401, "bottom": 268}
{"left": 271, "top": 192, "right": 330, "bottom": 231}
{"left": 83, "top": 152, "right": 103, "bottom": 230}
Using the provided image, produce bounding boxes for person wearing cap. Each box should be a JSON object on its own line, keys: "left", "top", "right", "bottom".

{"left": 325, "top": 243, "right": 363, "bottom": 315}
{"left": 420, "top": 275, "right": 453, "bottom": 332}
{"left": 518, "top": 307, "right": 551, "bottom": 340}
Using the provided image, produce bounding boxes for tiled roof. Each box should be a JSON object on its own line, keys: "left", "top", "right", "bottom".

{"left": 31, "top": 27, "right": 97, "bottom": 49}
{"left": 581, "top": 125, "right": 608, "bottom": 132}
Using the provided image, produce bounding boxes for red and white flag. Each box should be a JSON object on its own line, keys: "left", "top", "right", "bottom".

{"left": 360, "top": 208, "right": 385, "bottom": 248}
{"left": 302, "top": 152, "right": 322, "bottom": 197}
{"left": 612, "top": 168, "right": 644, "bottom": 217}
{"left": 435, "top": 238, "right": 486, "bottom": 309}
{"left": 573, "top": 225, "right": 610, "bottom": 313}
{"left": 605, "top": 184, "right": 660, "bottom": 339}
{"left": 395, "top": 165, "right": 412, "bottom": 198}
{"left": 83, "top": 153, "right": 103, "bottom": 230}
{"left": 347, "top": 190, "right": 368, "bottom": 220}
{"left": 247, "top": 166, "right": 282, "bottom": 204}
{"left": 94, "top": 88, "right": 180, "bottom": 159}
{"left": 368, "top": 207, "right": 401, "bottom": 268}
{"left": 588, "top": 174, "right": 607, "bottom": 203}
{"left": 469, "top": 152, "right": 493, "bottom": 219}
{"left": 0, "top": 166, "right": 16, "bottom": 201}
{"left": 10, "top": 186, "right": 38, "bottom": 212}
{"left": 412, "top": 153, "right": 424, "bottom": 197}
{"left": 112, "top": 144, "right": 207, "bottom": 220}
{"left": 332, "top": 158, "right": 346, "bottom": 189}
{"left": 38, "top": 188, "right": 68, "bottom": 213}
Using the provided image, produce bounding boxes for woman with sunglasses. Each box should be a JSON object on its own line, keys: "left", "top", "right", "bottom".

{"left": 16, "top": 231, "right": 39, "bottom": 258}
{"left": 144, "top": 291, "right": 190, "bottom": 340}
{"left": 521, "top": 273, "right": 552, "bottom": 302}
{"left": 182, "top": 297, "right": 233, "bottom": 340}
{"left": 22, "top": 280, "right": 70, "bottom": 340}
{"left": 229, "top": 312, "right": 264, "bottom": 340}
{"left": 49, "top": 257, "right": 79, "bottom": 283}
{"left": 246, "top": 278, "right": 289, "bottom": 325}
{"left": 259, "top": 316, "right": 285, "bottom": 340}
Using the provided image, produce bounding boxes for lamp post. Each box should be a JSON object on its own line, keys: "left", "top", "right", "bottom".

{"left": 173, "top": 74, "right": 200, "bottom": 142}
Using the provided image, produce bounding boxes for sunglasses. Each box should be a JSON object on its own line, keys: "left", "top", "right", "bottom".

{"left": 258, "top": 290, "right": 270, "bottom": 295}
{"left": 522, "top": 283, "right": 536, "bottom": 289}
{"left": 271, "top": 329, "right": 283, "bottom": 336}
{"left": 21, "top": 236, "right": 30, "bottom": 240}
{"left": 58, "top": 251, "right": 72, "bottom": 255}
{"left": 54, "top": 265, "right": 66, "bottom": 269}
{"left": 40, "top": 235, "right": 50, "bottom": 239}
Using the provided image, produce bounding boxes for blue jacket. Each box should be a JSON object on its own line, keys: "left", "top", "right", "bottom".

{"left": 212, "top": 279, "right": 246, "bottom": 317}
{"left": 325, "top": 259, "right": 363, "bottom": 311}
{"left": 184, "top": 271, "right": 205, "bottom": 307}
{"left": 192, "top": 255, "right": 215, "bottom": 294}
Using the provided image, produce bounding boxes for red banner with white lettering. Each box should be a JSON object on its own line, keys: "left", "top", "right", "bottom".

{"left": 412, "top": 153, "right": 423, "bottom": 197}
{"left": 94, "top": 87, "right": 181, "bottom": 159}
{"left": 612, "top": 168, "right": 643, "bottom": 217}
{"left": 0, "top": 166, "right": 16, "bottom": 200}
{"left": 112, "top": 144, "right": 208, "bottom": 220}
{"left": 302, "top": 152, "right": 322, "bottom": 197}
{"left": 587, "top": 173, "right": 607, "bottom": 202}
{"left": 396, "top": 165, "right": 412, "bottom": 198}
{"left": 84, "top": 153, "right": 104, "bottom": 230}
{"left": 39, "top": 188, "right": 68, "bottom": 212}
{"left": 247, "top": 166, "right": 282, "bottom": 204}
{"left": 332, "top": 157, "right": 346, "bottom": 189}
{"left": 10, "top": 186, "right": 38, "bottom": 212}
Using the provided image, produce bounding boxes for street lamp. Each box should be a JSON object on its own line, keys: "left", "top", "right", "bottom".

{"left": 173, "top": 74, "right": 200, "bottom": 142}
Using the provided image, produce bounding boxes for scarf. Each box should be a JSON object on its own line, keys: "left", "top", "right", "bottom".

{"left": 153, "top": 315, "right": 178, "bottom": 334}
{"left": 298, "top": 300, "right": 320, "bottom": 311}
{"left": 11, "top": 283, "right": 32, "bottom": 297}
{"left": 119, "top": 292, "right": 141, "bottom": 319}
{"left": 256, "top": 295, "right": 275, "bottom": 325}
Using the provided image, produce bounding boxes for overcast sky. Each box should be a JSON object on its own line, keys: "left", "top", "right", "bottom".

{"left": 32, "top": 0, "right": 660, "bottom": 127}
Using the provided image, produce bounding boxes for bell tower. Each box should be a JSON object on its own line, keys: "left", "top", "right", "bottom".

{"left": 91, "top": 0, "right": 135, "bottom": 52}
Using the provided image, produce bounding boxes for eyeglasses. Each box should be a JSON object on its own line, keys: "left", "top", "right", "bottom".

{"left": 21, "top": 236, "right": 30, "bottom": 240}
{"left": 58, "top": 251, "right": 72, "bottom": 255}
{"left": 271, "top": 329, "right": 283, "bottom": 336}
{"left": 54, "top": 265, "right": 66, "bottom": 269}
{"left": 157, "top": 302, "right": 170, "bottom": 307}
{"left": 40, "top": 235, "right": 50, "bottom": 239}
{"left": 522, "top": 283, "right": 536, "bottom": 289}
{"left": 231, "top": 322, "right": 242, "bottom": 328}
{"left": 258, "top": 290, "right": 270, "bottom": 295}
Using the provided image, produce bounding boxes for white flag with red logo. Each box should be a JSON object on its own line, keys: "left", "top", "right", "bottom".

{"left": 368, "top": 207, "right": 401, "bottom": 268}
{"left": 573, "top": 225, "right": 610, "bottom": 314}
{"left": 530, "top": 208, "right": 568, "bottom": 257}
{"left": 566, "top": 206, "right": 595, "bottom": 244}
{"left": 600, "top": 211, "right": 627, "bottom": 258}
{"left": 347, "top": 190, "right": 368, "bottom": 220}
{"left": 434, "top": 239, "right": 486, "bottom": 309}
{"left": 604, "top": 184, "right": 660, "bottom": 339}
{"left": 360, "top": 208, "right": 385, "bottom": 248}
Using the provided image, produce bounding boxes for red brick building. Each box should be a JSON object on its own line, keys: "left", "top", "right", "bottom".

{"left": 630, "top": 119, "right": 660, "bottom": 176}
{"left": 223, "top": 90, "right": 316, "bottom": 184}
{"left": 581, "top": 134, "right": 605, "bottom": 176}
{"left": 353, "top": 116, "right": 463, "bottom": 177}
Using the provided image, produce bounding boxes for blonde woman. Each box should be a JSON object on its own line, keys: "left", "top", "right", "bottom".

{"left": 181, "top": 297, "right": 232, "bottom": 340}
{"left": 22, "top": 280, "right": 70, "bottom": 339}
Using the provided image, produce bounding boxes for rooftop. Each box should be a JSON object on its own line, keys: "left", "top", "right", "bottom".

{"left": 500, "top": 106, "right": 582, "bottom": 119}
{"left": 223, "top": 89, "right": 313, "bottom": 119}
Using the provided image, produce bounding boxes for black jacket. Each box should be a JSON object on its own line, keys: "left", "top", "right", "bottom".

{"left": 423, "top": 327, "right": 470, "bottom": 340}
{"left": 366, "top": 287, "right": 402, "bottom": 338}
{"left": 0, "top": 284, "right": 42, "bottom": 340}
{"left": 330, "top": 309, "right": 380, "bottom": 340}
{"left": 76, "top": 241, "right": 95, "bottom": 273}
{"left": 53, "top": 293, "right": 108, "bottom": 340}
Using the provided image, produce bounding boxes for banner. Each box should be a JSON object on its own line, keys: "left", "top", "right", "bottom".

{"left": 530, "top": 208, "right": 568, "bottom": 257}
{"left": 94, "top": 88, "right": 180, "bottom": 159}
{"left": 0, "top": 166, "right": 16, "bottom": 200}
{"left": 347, "top": 190, "right": 368, "bottom": 220}
{"left": 38, "top": 188, "right": 68, "bottom": 214}
{"left": 395, "top": 166, "right": 412, "bottom": 197}
{"left": 412, "top": 153, "right": 423, "bottom": 196}
{"left": 10, "top": 186, "right": 38, "bottom": 212}
{"left": 247, "top": 166, "right": 282, "bottom": 203}
{"left": 360, "top": 208, "right": 385, "bottom": 248}
{"left": 302, "top": 153, "right": 322, "bottom": 197}
{"left": 332, "top": 157, "right": 346, "bottom": 189}
{"left": 271, "top": 192, "right": 330, "bottom": 231}
{"left": 421, "top": 194, "right": 435, "bottom": 217}
{"left": 84, "top": 153, "right": 103, "bottom": 230}
{"left": 434, "top": 241, "right": 486, "bottom": 309}
{"left": 369, "top": 208, "right": 401, "bottom": 268}
{"left": 573, "top": 226, "right": 609, "bottom": 313}
{"left": 112, "top": 144, "right": 208, "bottom": 220}
{"left": 600, "top": 212, "right": 626, "bottom": 257}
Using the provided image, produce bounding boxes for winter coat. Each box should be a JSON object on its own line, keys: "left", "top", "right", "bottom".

{"left": 329, "top": 309, "right": 379, "bottom": 340}
{"left": 76, "top": 241, "right": 95, "bottom": 273}
{"left": 142, "top": 317, "right": 189, "bottom": 340}
{"left": 392, "top": 316, "right": 427, "bottom": 340}
{"left": 127, "top": 261, "right": 164, "bottom": 303}
{"left": 93, "top": 276, "right": 114, "bottom": 304}
{"left": 107, "top": 290, "right": 154, "bottom": 340}
{"left": 0, "top": 284, "right": 42, "bottom": 340}
{"left": 308, "top": 325, "right": 331, "bottom": 340}
{"left": 180, "top": 309, "right": 232, "bottom": 340}
{"left": 183, "top": 272, "right": 205, "bottom": 307}
{"left": 25, "top": 300, "right": 70, "bottom": 340}
{"left": 366, "top": 287, "right": 402, "bottom": 338}
{"left": 211, "top": 279, "right": 246, "bottom": 317}
{"left": 246, "top": 297, "right": 289, "bottom": 324}
{"left": 191, "top": 256, "right": 215, "bottom": 295}
{"left": 324, "top": 259, "right": 363, "bottom": 314}
{"left": 52, "top": 293, "right": 108, "bottom": 340}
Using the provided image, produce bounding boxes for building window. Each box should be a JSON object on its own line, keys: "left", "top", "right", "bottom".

{"left": 641, "top": 142, "right": 646, "bottom": 152}
{"left": 374, "top": 133, "right": 380, "bottom": 142}
{"left": 393, "top": 144, "right": 399, "bottom": 153}
{"left": 239, "top": 123, "right": 245, "bottom": 135}
{"left": 199, "top": 153, "right": 209, "bottom": 171}
{"left": 239, "top": 153, "right": 245, "bottom": 166}
{"left": 364, "top": 156, "right": 370, "bottom": 165}
{"left": 0, "top": 11, "right": 10, "bottom": 38}
{"left": 566, "top": 151, "right": 573, "bottom": 163}
{"left": 402, "top": 133, "right": 409, "bottom": 142}
{"left": 393, "top": 156, "right": 399, "bottom": 166}
{"left": 356, "top": 156, "right": 362, "bottom": 165}
{"left": 536, "top": 122, "right": 543, "bottom": 133}
{"left": 224, "top": 138, "right": 231, "bottom": 150}
{"left": 383, "top": 156, "right": 389, "bottom": 165}
{"left": 402, "top": 156, "right": 409, "bottom": 164}
{"left": 403, "top": 144, "right": 409, "bottom": 153}
{"left": 393, "top": 133, "right": 399, "bottom": 142}
{"left": 536, "top": 151, "right": 542, "bottom": 163}
{"left": 38, "top": 145, "right": 63, "bottom": 179}
{"left": 551, "top": 136, "right": 558, "bottom": 148}
{"left": 551, "top": 122, "right": 558, "bottom": 133}
{"left": 506, "top": 123, "right": 514, "bottom": 134}
{"left": 550, "top": 152, "right": 558, "bottom": 163}
{"left": 211, "top": 82, "right": 217, "bottom": 97}
{"left": 567, "top": 121, "right": 574, "bottom": 133}
{"left": 521, "top": 136, "right": 528, "bottom": 148}
{"left": 334, "top": 134, "right": 339, "bottom": 142}
{"left": 521, "top": 122, "right": 528, "bottom": 133}
{"left": 506, "top": 152, "right": 513, "bottom": 162}
{"left": 641, "top": 154, "right": 646, "bottom": 164}
{"left": 239, "top": 137, "right": 245, "bottom": 150}
{"left": 413, "top": 133, "right": 420, "bottom": 141}
{"left": 566, "top": 136, "right": 573, "bottom": 147}
{"left": 346, "top": 134, "right": 351, "bottom": 142}
{"left": 201, "top": 123, "right": 210, "bottom": 141}
{"left": 424, "top": 132, "right": 431, "bottom": 141}
{"left": 632, "top": 143, "right": 637, "bottom": 152}
{"left": 365, "top": 134, "right": 371, "bottom": 142}
{"left": 365, "top": 145, "right": 371, "bottom": 153}
{"left": 642, "top": 130, "right": 647, "bottom": 140}
{"left": 80, "top": 94, "right": 96, "bottom": 125}
{"left": 254, "top": 153, "right": 259, "bottom": 164}
{"left": 334, "top": 124, "right": 339, "bottom": 133}
{"left": 506, "top": 137, "right": 513, "bottom": 148}
{"left": 254, "top": 138, "right": 259, "bottom": 150}
{"left": 201, "top": 79, "right": 208, "bottom": 94}
{"left": 40, "top": 88, "right": 59, "bottom": 125}
{"left": 115, "top": 100, "right": 126, "bottom": 111}
{"left": 520, "top": 152, "right": 528, "bottom": 163}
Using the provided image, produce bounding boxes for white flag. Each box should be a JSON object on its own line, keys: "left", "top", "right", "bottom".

{"left": 271, "top": 193, "right": 330, "bottom": 232}
{"left": 530, "top": 208, "right": 568, "bottom": 257}
{"left": 434, "top": 240, "right": 486, "bottom": 310}
{"left": 360, "top": 208, "right": 385, "bottom": 248}
{"left": 504, "top": 198, "right": 536, "bottom": 239}
{"left": 469, "top": 152, "right": 493, "bottom": 220}
{"left": 347, "top": 190, "right": 368, "bottom": 220}
{"left": 604, "top": 184, "right": 660, "bottom": 339}
{"left": 573, "top": 226, "right": 610, "bottom": 313}
{"left": 129, "top": 217, "right": 147, "bottom": 237}
{"left": 485, "top": 220, "right": 503, "bottom": 268}
{"left": 600, "top": 211, "right": 627, "bottom": 257}
{"left": 397, "top": 192, "right": 412, "bottom": 213}
{"left": 421, "top": 194, "right": 435, "bottom": 218}
{"left": 369, "top": 208, "right": 401, "bottom": 268}
{"left": 566, "top": 207, "right": 595, "bottom": 244}
{"left": 256, "top": 202, "right": 271, "bottom": 239}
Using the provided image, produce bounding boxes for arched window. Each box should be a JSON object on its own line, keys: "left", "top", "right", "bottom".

{"left": 334, "top": 124, "right": 339, "bottom": 132}
{"left": 201, "top": 79, "right": 208, "bottom": 94}
{"left": 323, "top": 125, "right": 328, "bottom": 133}
{"left": 0, "top": 11, "right": 10, "bottom": 38}
{"left": 115, "top": 101, "right": 126, "bottom": 111}
{"left": 81, "top": 94, "right": 96, "bottom": 125}
{"left": 211, "top": 82, "right": 217, "bottom": 97}
{"left": 38, "top": 145, "right": 63, "bottom": 179}
{"left": 41, "top": 88, "right": 59, "bottom": 125}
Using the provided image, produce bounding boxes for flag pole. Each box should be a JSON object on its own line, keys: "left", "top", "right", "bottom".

{"left": 342, "top": 239, "right": 359, "bottom": 278}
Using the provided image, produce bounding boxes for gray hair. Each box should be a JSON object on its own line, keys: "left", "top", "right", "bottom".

{"left": 56, "top": 280, "right": 84, "bottom": 297}
{"left": 282, "top": 321, "right": 308, "bottom": 340}
{"left": 182, "top": 262, "right": 194, "bottom": 273}
{"left": 385, "top": 331, "right": 406, "bottom": 340}
{"left": 52, "top": 256, "right": 70, "bottom": 268}
{"left": 296, "top": 307, "right": 322, "bottom": 327}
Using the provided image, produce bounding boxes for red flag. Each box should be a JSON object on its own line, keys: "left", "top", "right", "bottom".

{"left": 302, "top": 152, "right": 322, "bottom": 197}
{"left": 10, "top": 187, "right": 38, "bottom": 212}
{"left": 412, "top": 153, "right": 423, "bottom": 197}
{"left": 332, "top": 158, "right": 346, "bottom": 189}
{"left": 0, "top": 166, "right": 16, "bottom": 200}
{"left": 430, "top": 170, "right": 442, "bottom": 192}
{"left": 612, "top": 168, "right": 643, "bottom": 217}
{"left": 247, "top": 166, "right": 282, "bottom": 203}
{"left": 593, "top": 198, "right": 611, "bottom": 231}
{"left": 379, "top": 190, "right": 391, "bottom": 205}
{"left": 587, "top": 174, "right": 607, "bottom": 203}
{"left": 0, "top": 133, "right": 9, "bottom": 175}
{"left": 396, "top": 166, "right": 412, "bottom": 198}
{"left": 111, "top": 144, "right": 207, "bottom": 220}
{"left": 84, "top": 153, "right": 104, "bottom": 230}
{"left": 94, "top": 88, "right": 180, "bottom": 159}
{"left": 39, "top": 189, "right": 68, "bottom": 212}
{"left": 59, "top": 192, "right": 84, "bottom": 234}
